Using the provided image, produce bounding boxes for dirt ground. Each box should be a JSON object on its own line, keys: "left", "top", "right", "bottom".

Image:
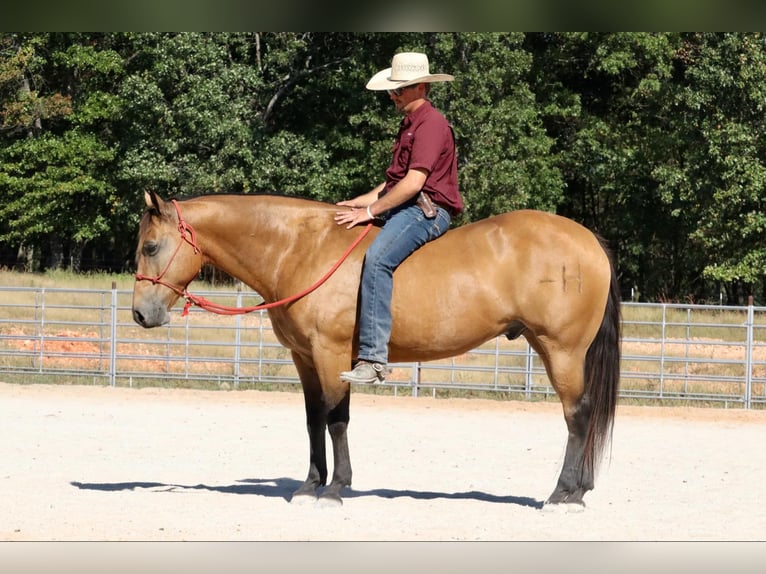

{"left": 1, "top": 381, "right": 765, "bottom": 544}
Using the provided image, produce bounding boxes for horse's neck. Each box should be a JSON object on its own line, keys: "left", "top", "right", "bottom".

{"left": 185, "top": 196, "right": 326, "bottom": 300}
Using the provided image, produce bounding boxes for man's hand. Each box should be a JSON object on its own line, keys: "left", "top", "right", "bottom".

{"left": 334, "top": 206, "right": 373, "bottom": 229}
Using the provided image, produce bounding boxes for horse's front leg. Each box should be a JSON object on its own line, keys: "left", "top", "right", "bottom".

{"left": 317, "top": 389, "right": 352, "bottom": 507}
{"left": 289, "top": 351, "right": 353, "bottom": 506}
{"left": 290, "top": 353, "right": 329, "bottom": 504}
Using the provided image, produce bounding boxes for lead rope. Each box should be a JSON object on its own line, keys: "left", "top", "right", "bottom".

{"left": 135, "top": 200, "right": 373, "bottom": 317}
{"left": 181, "top": 221, "right": 373, "bottom": 317}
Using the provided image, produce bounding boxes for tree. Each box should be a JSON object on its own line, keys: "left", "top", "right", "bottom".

{"left": 679, "top": 33, "right": 766, "bottom": 302}
{"left": 0, "top": 33, "right": 119, "bottom": 270}
{"left": 440, "top": 32, "right": 564, "bottom": 222}
{"left": 529, "top": 33, "right": 716, "bottom": 301}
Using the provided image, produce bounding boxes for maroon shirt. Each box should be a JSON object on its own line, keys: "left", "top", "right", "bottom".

{"left": 384, "top": 100, "right": 463, "bottom": 215}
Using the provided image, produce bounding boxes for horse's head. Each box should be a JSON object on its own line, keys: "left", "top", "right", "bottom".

{"left": 132, "top": 191, "right": 204, "bottom": 328}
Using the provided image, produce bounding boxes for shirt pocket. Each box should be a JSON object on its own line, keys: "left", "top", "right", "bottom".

{"left": 395, "top": 131, "right": 415, "bottom": 169}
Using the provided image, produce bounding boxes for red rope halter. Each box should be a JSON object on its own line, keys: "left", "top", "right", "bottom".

{"left": 135, "top": 199, "right": 372, "bottom": 317}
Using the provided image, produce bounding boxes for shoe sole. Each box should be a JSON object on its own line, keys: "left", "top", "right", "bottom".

{"left": 339, "top": 374, "right": 383, "bottom": 384}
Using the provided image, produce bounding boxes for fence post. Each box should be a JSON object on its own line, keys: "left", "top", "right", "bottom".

{"left": 109, "top": 281, "right": 118, "bottom": 387}
{"left": 659, "top": 304, "right": 666, "bottom": 398}
{"left": 745, "top": 295, "right": 754, "bottom": 409}
{"left": 234, "top": 283, "right": 242, "bottom": 388}
{"left": 37, "top": 288, "right": 46, "bottom": 372}
{"left": 525, "top": 342, "right": 534, "bottom": 398}
{"left": 257, "top": 310, "right": 265, "bottom": 382}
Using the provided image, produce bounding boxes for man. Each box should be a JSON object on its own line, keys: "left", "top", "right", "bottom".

{"left": 334, "top": 51, "right": 464, "bottom": 384}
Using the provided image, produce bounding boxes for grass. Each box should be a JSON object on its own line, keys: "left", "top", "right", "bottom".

{"left": 622, "top": 303, "right": 765, "bottom": 341}
{"left": 0, "top": 269, "right": 137, "bottom": 290}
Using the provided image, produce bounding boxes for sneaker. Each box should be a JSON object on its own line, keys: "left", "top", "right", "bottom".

{"left": 340, "top": 361, "right": 386, "bottom": 384}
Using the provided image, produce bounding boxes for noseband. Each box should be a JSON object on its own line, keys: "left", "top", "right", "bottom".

{"left": 135, "top": 199, "right": 201, "bottom": 302}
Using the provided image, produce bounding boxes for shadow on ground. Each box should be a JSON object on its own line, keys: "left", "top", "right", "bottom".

{"left": 70, "top": 478, "right": 543, "bottom": 508}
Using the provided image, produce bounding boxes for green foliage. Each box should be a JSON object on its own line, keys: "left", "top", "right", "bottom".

{"left": 443, "top": 33, "right": 565, "bottom": 221}
{"left": 114, "top": 33, "right": 262, "bottom": 195}
{"left": 0, "top": 34, "right": 73, "bottom": 136}
{"left": 0, "top": 131, "right": 116, "bottom": 243}
{"left": 2, "top": 33, "right": 766, "bottom": 303}
{"left": 680, "top": 34, "right": 766, "bottom": 290}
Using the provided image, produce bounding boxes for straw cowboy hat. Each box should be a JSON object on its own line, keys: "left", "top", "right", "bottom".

{"left": 366, "top": 52, "right": 454, "bottom": 91}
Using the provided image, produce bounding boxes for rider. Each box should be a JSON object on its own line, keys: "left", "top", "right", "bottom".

{"left": 334, "top": 51, "right": 464, "bottom": 384}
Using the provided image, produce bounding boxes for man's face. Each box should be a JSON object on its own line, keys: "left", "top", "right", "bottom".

{"left": 387, "top": 83, "right": 424, "bottom": 113}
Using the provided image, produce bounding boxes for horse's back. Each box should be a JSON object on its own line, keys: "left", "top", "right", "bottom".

{"left": 387, "top": 209, "right": 612, "bottom": 361}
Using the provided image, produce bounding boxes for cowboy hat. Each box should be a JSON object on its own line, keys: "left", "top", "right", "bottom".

{"left": 366, "top": 52, "right": 454, "bottom": 91}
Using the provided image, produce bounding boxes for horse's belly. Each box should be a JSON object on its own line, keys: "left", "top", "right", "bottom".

{"left": 388, "top": 312, "right": 505, "bottom": 363}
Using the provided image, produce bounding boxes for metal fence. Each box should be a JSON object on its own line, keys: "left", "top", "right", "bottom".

{"left": 1, "top": 285, "right": 765, "bottom": 408}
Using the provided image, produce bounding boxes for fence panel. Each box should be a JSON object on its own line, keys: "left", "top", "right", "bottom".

{"left": 1, "top": 286, "right": 764, "bottom": 408}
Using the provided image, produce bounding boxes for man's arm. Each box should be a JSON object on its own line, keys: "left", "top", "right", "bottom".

{"left": 336, "top": 182, "right": 386, "bottom": 209}
{"left": 334, "top": 169, "right": 428, "bottom": 229}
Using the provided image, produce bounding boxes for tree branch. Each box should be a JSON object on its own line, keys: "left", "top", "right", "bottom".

{"left": 262, "top": 57, "right": 348, "bottom": 125}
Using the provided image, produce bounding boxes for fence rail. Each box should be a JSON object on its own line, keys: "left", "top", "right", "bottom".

{"left": 1, "top": 285, "right": 765, "bottom": 408}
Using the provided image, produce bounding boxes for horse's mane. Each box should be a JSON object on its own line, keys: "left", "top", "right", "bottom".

{"left": 171, "top": 190, "right": 336, "bottom": 209}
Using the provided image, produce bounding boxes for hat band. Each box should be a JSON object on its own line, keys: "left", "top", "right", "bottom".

{"left": 392, "top": 64, "right": 429, "bottom": 80}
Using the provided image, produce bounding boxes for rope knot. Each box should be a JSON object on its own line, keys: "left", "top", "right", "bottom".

{"left": 173, "top": 200, "right": 200, "bottom": 254}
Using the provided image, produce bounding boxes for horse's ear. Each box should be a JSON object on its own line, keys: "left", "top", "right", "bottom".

{"left": 144, "top": 190, "right": 164, "bottom": 213}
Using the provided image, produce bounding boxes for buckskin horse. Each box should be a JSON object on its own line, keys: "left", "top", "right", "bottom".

{"left": 132, "top": 191, "right": 621, "bottom": 509}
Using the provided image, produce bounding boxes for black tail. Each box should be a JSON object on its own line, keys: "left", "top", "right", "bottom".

{"left": 582, "top": 238, "right": 621, "bottom": 481}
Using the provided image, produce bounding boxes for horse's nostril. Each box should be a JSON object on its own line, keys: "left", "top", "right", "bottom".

{"left": 133, "top": 309, "right": 145, "bottom": 326}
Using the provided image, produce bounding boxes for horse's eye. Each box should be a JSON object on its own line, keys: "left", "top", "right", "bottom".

{"left": 142, "top": 241, "right": 159, "bottom": 256}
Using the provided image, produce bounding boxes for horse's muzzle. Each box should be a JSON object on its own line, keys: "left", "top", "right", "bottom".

{"left": 132, "top": 304, "right": 170, "bottom": 328}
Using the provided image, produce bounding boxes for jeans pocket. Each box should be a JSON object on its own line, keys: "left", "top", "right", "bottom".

{"left": 428, "top": 209, "right": 451, "bottom": 240}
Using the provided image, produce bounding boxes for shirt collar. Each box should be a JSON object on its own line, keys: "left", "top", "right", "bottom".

{"left": 401, "top": 99, "right": 433, "bottom": 128}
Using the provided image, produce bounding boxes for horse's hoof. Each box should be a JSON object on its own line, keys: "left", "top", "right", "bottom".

{"left": 289, "top": 493, "right": 317, "bottom": 506}
{"left": 315, "top": 493, "right": 343, "bottom": 509}
{"left": 541, "top": 501, "right": 586, "bottom": 514}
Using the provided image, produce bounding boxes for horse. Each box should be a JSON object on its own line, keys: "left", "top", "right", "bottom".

{"left": 132, "top": 190, "right": 621, "bottom": 509}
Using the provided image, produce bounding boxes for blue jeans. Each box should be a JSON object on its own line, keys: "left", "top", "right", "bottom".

{"left": 357, "top": 202, "right": 452, "bottom": 365}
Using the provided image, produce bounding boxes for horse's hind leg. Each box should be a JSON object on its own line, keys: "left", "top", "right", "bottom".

{"left": 529, "top": 339, "right": 593, "bottom": 508}
{"left": 547, "top": 394, "right": 593, "bottom": 507}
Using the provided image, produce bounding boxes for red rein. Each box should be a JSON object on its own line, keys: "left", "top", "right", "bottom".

{"left": 135, "top": 199, "right": 372, "bottom": 317}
